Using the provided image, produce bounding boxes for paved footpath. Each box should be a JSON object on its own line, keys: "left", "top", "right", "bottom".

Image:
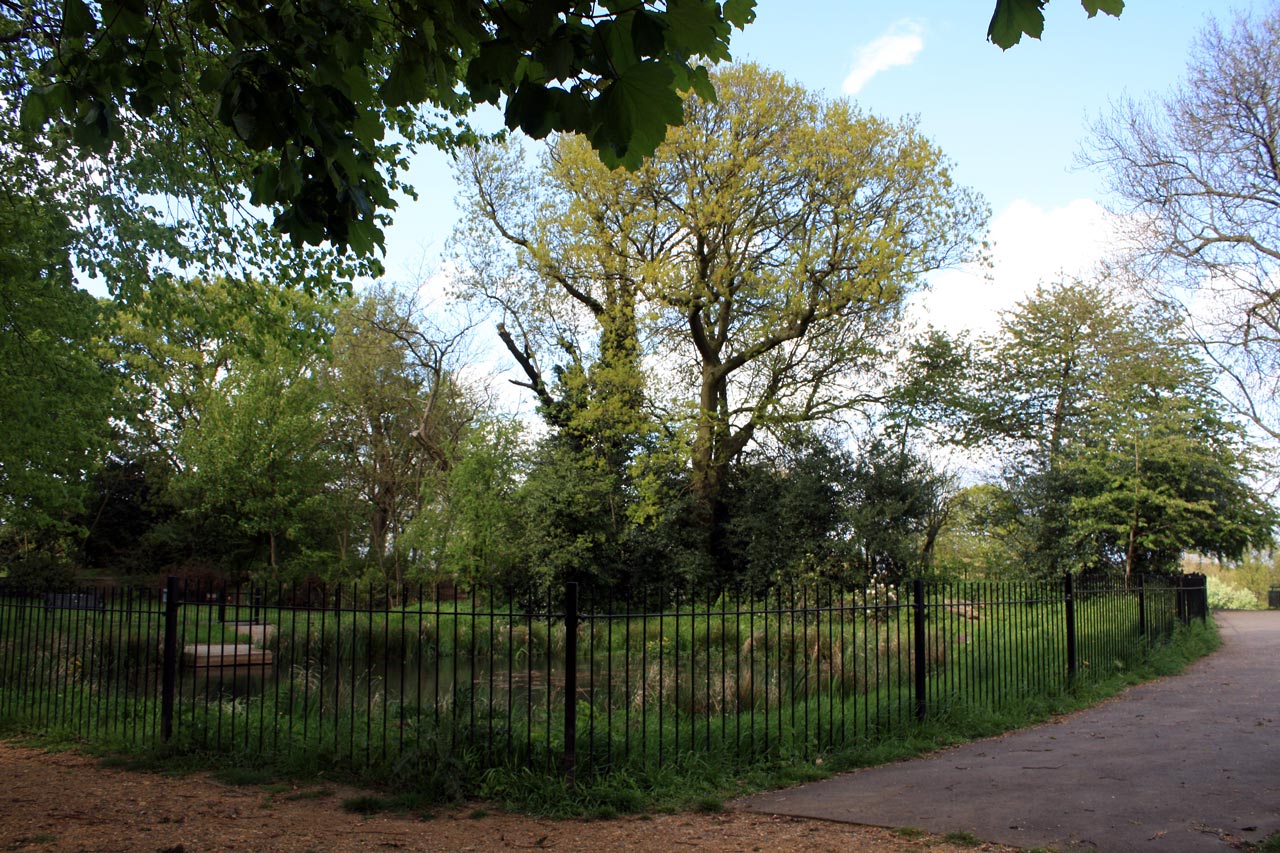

{"left": 736, "top": 610, "right": 1280, "bottom": 852}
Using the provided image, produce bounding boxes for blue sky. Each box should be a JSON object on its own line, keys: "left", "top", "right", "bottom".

{"left": 380, "top": 1, "right": 1268, "bottom": 333}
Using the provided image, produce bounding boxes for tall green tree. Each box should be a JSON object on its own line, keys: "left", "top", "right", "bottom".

{"left": 455, "top": 63, "right": 987, "bottom": 572}
{"left": 109, "top": 277, "right": 334, "bottom": 473}
{"left": 721, "top": 429, "right": 857, "bottom": 589}
{"left": 409, "top": 416, "right": 527, "bottom": 587}
{"left": 843, "top": 435, "right": 954, "bottom": 584}
{"left": 322, "top": 288, "right": 480, "bottom": 584}
{"left": 966, "top": 277, "right": 1274, "bottom": 577}
{"left": 171, "top": 343, "right": 333, "bottom": 578}
{"left": 930, "top": 484, "right": 1026, "bottom": 580}
{"left": 0, "top": 194, "right": 116, "bottom": 541}
{"left": 106, "top": 278, "right": 339, "bottom": 578}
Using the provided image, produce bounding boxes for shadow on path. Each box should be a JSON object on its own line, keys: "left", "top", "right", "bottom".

{"left": 736, "top": 610, "right": 1280, "bottom": 852}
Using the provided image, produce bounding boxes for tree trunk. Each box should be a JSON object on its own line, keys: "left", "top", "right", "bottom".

{"left": 690, "top": 369, "right": 755, "bottom": 580}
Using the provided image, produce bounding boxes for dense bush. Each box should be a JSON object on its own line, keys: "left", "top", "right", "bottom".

{"left": 1207, "top": 575, "right": 1259, "bottom": 610}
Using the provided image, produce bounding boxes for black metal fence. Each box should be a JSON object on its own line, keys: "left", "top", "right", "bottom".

{"left": 0, "top": 573, "right": 1208, "bottom": 783}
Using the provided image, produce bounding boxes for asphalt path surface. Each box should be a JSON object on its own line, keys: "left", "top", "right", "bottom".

{"left": 736, "top": 610, "right": 1280, "bottom": 852}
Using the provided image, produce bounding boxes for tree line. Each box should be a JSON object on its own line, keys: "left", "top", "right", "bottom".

{"left": 4, "top": 7, "right": 1280, "bottom": 596}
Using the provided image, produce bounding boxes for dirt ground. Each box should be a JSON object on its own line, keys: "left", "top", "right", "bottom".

{"left": 0, "top": 742, "right": 1019, "bottom": 853}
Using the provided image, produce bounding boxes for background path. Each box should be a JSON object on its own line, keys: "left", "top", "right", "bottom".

{"left": 737, "top": 610, "right": 1280, "bottom": 852}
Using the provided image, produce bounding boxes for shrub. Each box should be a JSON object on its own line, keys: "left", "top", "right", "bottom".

{"left": 1207, "top": 575, "right": 1258, "bottom": 610}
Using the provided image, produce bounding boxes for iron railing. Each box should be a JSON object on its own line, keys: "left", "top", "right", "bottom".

{"left": 0, "top": 573, "right": 1208, "bottom": 782}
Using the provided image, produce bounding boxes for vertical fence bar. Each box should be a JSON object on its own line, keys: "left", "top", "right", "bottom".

{"left": 562, "top": 582, "right": 578, "bottom": 783}
{"left": 1064, "top": 573, "right": 1077, "bottom": 685}
{"left": 1198, "top": 574, "right": 1208, "bottom": 623}
{"left": 705, "top": 585, "right": 713, "bottom": 755}
{"left": 641, "top": 587, "right": 650, "bottom": 764}
{"left": 503, "top": 588, "right": 514, "bottom": 765}
{"left": 584, "top": 587, "right": 595, "bottom": 771}
{"left": 1137, "top": 575, "right": 1146, "bottom": 640}
{"left": 912, "top": 579, "right": 926, "bottom": 722}
{"left": 160, "top": 576, "right": 180, "bottom": 742}
{"left": 761, "top": 586, "right": 769, "bottom": 756}
{"left": 36, "top": 590, "right": 53, "bottom": 728}
{"left": 674, "top": 587, "right": 682, "bottom": 758}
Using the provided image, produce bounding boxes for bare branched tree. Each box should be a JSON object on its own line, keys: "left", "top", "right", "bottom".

{"left": 1084, "top": 4, "right": 1280, "bottom": 444}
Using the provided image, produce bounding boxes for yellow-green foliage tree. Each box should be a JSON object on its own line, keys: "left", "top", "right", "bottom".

{"left": 454, "top": 63, "right": 988, "bottom": 575}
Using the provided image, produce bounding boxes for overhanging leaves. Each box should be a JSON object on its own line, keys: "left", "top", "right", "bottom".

{"left": 988, "top": 0, "right": 1047, "bottom": 49}
{"left": 592, "top": 60, "right": 683, "bottom": 169}
{"left": 988, "top": 0, "right": 1124, "bottom": 49}
{"left": 1082, "top": 0, "right": 1124, "bottom": 19}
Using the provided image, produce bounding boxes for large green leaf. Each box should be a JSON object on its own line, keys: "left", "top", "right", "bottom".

{"left": 592, "top": 60, "right": 682, "bottom": 169}
{"left": 60, "top": 0, "right": 96, "bottom": 39}
{"left": 1081, "top": 0, "right": 1124, "bottom": 18}
{"left": 723, "top": 0, "right": 758, "bottom": 30}
{"left": 663, "top": 0, "right": 730, "bottom": 59}
{"left": 19, "top": 90, "right": 50, "bottom": 132}
{"left": 382, "top": 55, "right": 429, "bottom": 108}
{"left": 988, "top": 0, "right": 1047, "bottom": 49}
{"left": 989, "top": 0, "right": 1123, "bottom": 48}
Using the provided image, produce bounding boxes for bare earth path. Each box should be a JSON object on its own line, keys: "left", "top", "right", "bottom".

{"left": 738, "top": 610, "right": 1280, "bottom": 852}
{"left": 0, "top": 743, "right": 1014, "bottom": 853}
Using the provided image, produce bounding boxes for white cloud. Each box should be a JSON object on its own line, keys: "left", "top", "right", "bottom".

{"left": 842, "top": 21, "right": 925, "bottom": 95}
{"left": 914, "top": 198, "right": 1117, "bottom": 335}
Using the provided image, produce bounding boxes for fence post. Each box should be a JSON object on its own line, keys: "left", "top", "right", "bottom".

{"left": 562, "top": 582, "right": 579, "bottom": 783}
{"left": 913, "top": 579, "right": 927, "bottom": 722}
{"left": 1064, "top": 573, "right": 1077, "bottom": 685}
{"left": 1181, "top": 573, "right": 1207, "bottom": 624}
{"left": 1196, "top": 573, "right": 1208, "bottom": 623}
{"left": 1175, "top": 576, "right": 1187, "bottom": 625}
{"left": 160, "top": 575, "right": 180, "bottom": 742}
{"left": 1137, "top": 574, "right": 1146, "bottom": 640}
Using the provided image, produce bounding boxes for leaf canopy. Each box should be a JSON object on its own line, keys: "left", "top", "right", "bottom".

{"left": 5, "top": 0, "right": 1121, "bottom": 261}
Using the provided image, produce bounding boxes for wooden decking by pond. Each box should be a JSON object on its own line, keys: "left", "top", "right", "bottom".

{"left": 183, "top": 622, "right": 275, "bottom": 675}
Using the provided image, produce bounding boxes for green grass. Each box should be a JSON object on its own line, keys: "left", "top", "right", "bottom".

{"left": 691, "top": 796, "right": 724, "bottom": 813}
{"left": 942, "top": 830, "right": 983, "bottom": 846}
{"left": 336, "top": 790, "right": 438, "bottom": 816}
{"left": 213, "top": 766, "right": 277, "bottom": 786}
{"left": 10, "top": 834, "right": 56, "bottom": 846}
{"left": 1248, "top": 832, "right": 1280, "bottom": 852}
